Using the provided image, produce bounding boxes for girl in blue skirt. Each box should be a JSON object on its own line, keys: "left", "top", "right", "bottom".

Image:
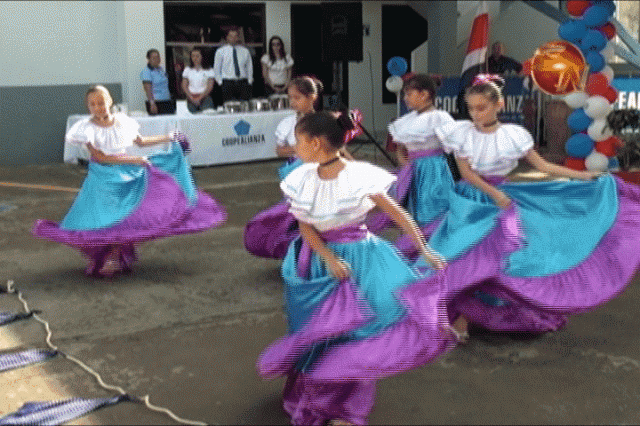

{"left": 419, "top": 75, "right": 640, "bottom": 341}
{"left": 368, "top": 74, "right": 456, "bottom": 234}
{"left": 257, "top": 111, "right": 455, "bottom": 425}
{"left": 33, "top": 85, "right": 226, "bottom": 277}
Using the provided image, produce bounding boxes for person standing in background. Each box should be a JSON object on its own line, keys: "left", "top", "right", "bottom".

{"left": 487, "top": 41, "right": 522, "bottom": 75}
{"left": 213, "top": 28, "right": 253, "bottom": 102}
{"left": 261, "top": 36, "right": 294, "bottom": 96}
{"left": 140, "top": 49, "right": 176, "bottom": 115}
{"left": 181, "top": 48, "right": 215, "bottom": 113}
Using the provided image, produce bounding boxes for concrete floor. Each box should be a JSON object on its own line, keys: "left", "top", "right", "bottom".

{"left": 1, "top": 144, "right": 639, "bottom": 425}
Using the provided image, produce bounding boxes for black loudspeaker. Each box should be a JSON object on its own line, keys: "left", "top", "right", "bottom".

{"left": 321, "top": 2, "right": 363, "bottom": 62}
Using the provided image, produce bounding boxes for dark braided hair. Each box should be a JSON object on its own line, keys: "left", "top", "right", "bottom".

{"left": 289, "top": 76, "right": 324, "bottom": 111}
{"left": 295, "top": 110, "right": 356, "bottom": 150}
{"left": 402, "top": 74, "right": 441, "bottom": 100}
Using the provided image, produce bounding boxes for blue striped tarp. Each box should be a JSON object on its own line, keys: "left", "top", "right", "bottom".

{"left": 0, "top": 395, "right": 132, "bottom": 425}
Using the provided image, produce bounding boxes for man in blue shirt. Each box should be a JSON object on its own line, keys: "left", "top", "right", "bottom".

{"left": 140, "top": 49, "right": 176, "bottom": 115}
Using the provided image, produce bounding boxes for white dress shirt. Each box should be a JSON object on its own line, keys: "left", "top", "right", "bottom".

{"left": 213, "top": 44, "right": 253, "bottom": 85}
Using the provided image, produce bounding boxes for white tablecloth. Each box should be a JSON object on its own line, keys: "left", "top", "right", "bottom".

{"left": 63, "top": 110, "right": 294, "bottom": 166}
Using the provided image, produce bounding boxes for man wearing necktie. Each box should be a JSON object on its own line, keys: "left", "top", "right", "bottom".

{"left": 213, "top": 28, "right": 253, "bottom": 102}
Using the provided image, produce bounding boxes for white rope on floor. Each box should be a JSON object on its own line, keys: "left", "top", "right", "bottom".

{"left": 4, "top": 280, "right": 213, "bottom": 426}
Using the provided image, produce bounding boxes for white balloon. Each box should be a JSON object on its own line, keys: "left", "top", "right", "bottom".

{"left": 587, "top": 118, "right": 613, "bottom": 141}
{"left": 585, "top": 151, "right": 609, "bottom": 171}
{"left": 601, "top": 42, "right": 615, "bottom": 62}
{"left": 385, "top": 75, "right": 403, "bottom": 93}
{"left": 563, "top": 91, "right": 588, "bottom": 109}
{"left": 601, "top": 65, "right": 614, "bottom": 84}
{"left": 584, "top": 95, "right": 613, "bottom": 119}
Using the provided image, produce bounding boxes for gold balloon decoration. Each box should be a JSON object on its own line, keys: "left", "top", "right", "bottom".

{"left": 530, "top": 40, "right": 589, "bottom": 95}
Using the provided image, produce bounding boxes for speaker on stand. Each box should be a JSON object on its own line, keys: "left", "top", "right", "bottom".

{"left": 320, "top": 2, "right": 396, "bottom": 165}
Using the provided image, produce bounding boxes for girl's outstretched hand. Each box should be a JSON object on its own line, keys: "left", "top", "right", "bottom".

{"left": 423, "top": 248, "right": 447, "bottom": 270}
{"left": 327, "top": 257, "right": 352, "bottom": 280}
{"left": 494, "top": 191, "right": 512, "bottom": 209}
{"left": 581, "top": 170, "right": 605, "bottom": 180}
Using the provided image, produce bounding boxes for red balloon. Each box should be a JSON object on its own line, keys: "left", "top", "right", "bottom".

{"left": 585, "top": 73, "right": 609, "bottom": 96}
{"left": 604, "top": 86, "right": 619, "bottom": 103}
{"left": 612, "top": 136, "right": 625, "bottom": 148}
{"left": 566, "top": 0, "right": 591, "bottom": 17}
{"left": 564, "top": 156, "right": 586, "bottom": 171}
{"left": 598, "top": 22, "right": 616, "bottom": 40}
{"left": 595, "top": 139, "right": 617, "bottom": 157}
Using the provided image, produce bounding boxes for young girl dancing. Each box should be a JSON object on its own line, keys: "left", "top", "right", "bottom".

{"left": 368, "top": 74, "right": 456, "bottom": 234}
{"left": 257, "top": 111, "right": 455, "bottom": 425}
{"left": 33, "top": 85, "right": 226, "bottom": 277}
{"left": 420, "top": 75, "right": 640, "bottom": 340}
{"left": 244, "top": 76, "right": 357, "bottom": 259}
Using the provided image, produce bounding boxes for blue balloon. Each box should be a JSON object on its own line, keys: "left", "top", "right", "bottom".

{"left": 566, "top": 133, "right": 595, "bottom": 158}
{"left": 581, "top": 29, "right": 607, "bottom": 52}
{"left": 586, "top": 51, "right": 606, "bottom": 72}
{"left": 558, "top": 19, "right": 587, "bottom": 43}
{"left": 387, "top": 56, "right": 408, "bottom": 76}
{"left": 582, "top": 5, "right": 611, "bottom": 28}
{"left": 567, "top": 108, "right": 593, "bottom": 133}
{"left": 592, "top": 1, "right": 616, "bottom": 16}
{"left": 608, "top": 156, "right": 620, "bottom": 169}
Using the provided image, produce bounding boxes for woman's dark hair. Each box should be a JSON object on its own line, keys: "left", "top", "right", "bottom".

{"left": 268, "top": 36, "right": 286, "bottom": 64}
{"left": 289, "top": 76, "right": 324, "bottom": 111}
{"left": 465, "top": 74, "right": 505, "bottom": 103}
{"left": 189, "top": 48, "right": 203, "bottom": 68}
{"left": 295, "top": 110, "right": 355, "bottom": 150}
{"left": 146, "top": 49, "right": 159, "bottom": 59}
{"left": 402, "top": 74, "right": 441, "bottom": 100}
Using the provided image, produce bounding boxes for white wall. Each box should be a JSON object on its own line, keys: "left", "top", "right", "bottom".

{"left": 119, "top": 1, "right": 165, "bottom": 112}
{"left": 265, "top": 1, "right": 292, "bottom": 55}
{"left": 348, "top": 1, "right": 399, "bottom": 136}
{"left": 1, "top": 1, "right": 123, "bottom": 87}
{"left": 489, "top": 1, "right": 561, "bottom": 63}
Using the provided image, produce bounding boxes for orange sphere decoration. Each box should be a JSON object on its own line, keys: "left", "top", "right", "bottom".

{"left": 564, "top": 156, "right": 587, "bottom": 171}
{"left": 531, "top": 40, "right": 588, "bottom": 95}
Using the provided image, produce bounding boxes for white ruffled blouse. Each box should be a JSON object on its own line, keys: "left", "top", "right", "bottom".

{"left": 65, "top": 114, "right": 140, "bottom": 155}
{"left": 435, "top": 121, "right": 534, "bottom": 176}
{"left": 388, "top": 109, "right": 454, "bottom": 151}
{"left": 281, "top": 161, "right": 396, "bottom": 232}
{"left": 275, "top": 113, "right": 298, "bottom": 147}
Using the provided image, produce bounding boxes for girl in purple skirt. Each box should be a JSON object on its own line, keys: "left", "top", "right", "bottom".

{"left": 33, "top": 85, "right": 226, "bottom": 277}
{"left": 368, "top": 74, "right": 456, "bottom": 234}
{"left": 416, "top": 75, "right": 640, "bottom": 341}
{"left": 257, "top": 111, "right": 455, "bottom": 425}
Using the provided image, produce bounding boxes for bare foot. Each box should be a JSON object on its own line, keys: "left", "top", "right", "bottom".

{"left": 327, "top": 420, "right": 354, "bottom": 426}
{"left": 451, "top": 315, "right": 470, "bottom": 344}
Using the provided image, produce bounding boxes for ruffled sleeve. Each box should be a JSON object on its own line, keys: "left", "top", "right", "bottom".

{"left": 114, "top": 114, "right": 141, "bottom": 144}
{"left": 498, "top": 124, "right": 534, "bottom": 159}
{"left": 275, "top": 114, "right": 297, "bottom": 147}
{"left": 435, "top": 120, "right": 475, "bottom": 156}
{"left": 280, "top": 162, "right": 396, "bottom": 231}
{"left": 65, "top": 118, "right": 93, "bottom": 145}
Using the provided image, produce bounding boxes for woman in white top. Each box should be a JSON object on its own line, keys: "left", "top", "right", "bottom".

{"left": 181, "top": 48, "right": 214, "bottom": 113}
{"left": 257, "top": 111, "right": 450, "bottom": 426}
{"left": 420, "top": 74, "right": 640, "bottom": 342}
{"left": 261, "top": 36, "right": 293, "bottom": 96}
{"left": 33, "top": 85, "right": 226, "bottom": 277}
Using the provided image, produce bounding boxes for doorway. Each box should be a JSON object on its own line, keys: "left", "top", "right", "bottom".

{"left": 291, "top": 3, "right": 349, "bottom": 108}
